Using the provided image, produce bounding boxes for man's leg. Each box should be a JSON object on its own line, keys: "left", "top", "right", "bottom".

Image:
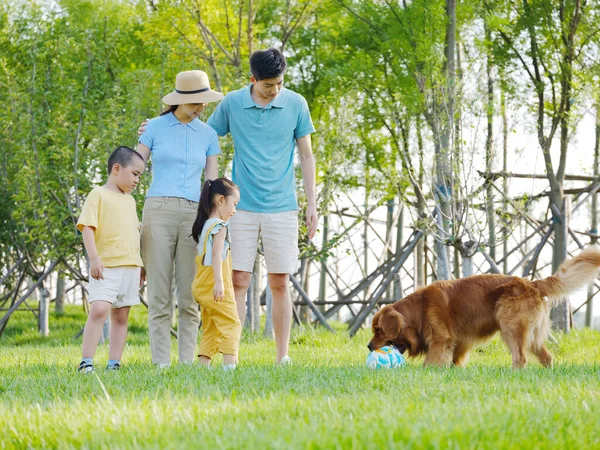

{"left": 232, "top": 270, "right": 252, "bottom": 328}
{"left": 229, "top": 210, "right": 260, "bottom": 326}
{"left": 268, "top": 273, "right": 292, "bottom": 363}
{"left": 262, "top": 211, "right": 298, "bottom": 363}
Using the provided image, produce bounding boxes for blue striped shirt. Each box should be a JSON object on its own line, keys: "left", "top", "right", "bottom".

{"left": 139, "top": 112, "right": 220, "bottom": 202}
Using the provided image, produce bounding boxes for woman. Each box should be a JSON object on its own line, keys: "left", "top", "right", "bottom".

{"left": 138, "top": 70, "right": 223, "bottom": 368}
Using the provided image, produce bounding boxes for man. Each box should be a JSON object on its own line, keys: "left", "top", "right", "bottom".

{"left": 207, "top": 48, "right": 317, "bottom": 364}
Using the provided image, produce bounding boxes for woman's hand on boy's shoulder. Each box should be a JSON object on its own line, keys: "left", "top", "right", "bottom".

{"left": 138, "top": 119, "right": 150, "bottom": 137}
{"left": 90, "top": 256, "right": 104, "bottom": 280}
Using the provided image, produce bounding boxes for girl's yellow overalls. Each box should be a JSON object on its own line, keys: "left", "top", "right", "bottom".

{"left": 191, "top": 221, "right": 241, "bottom": 358}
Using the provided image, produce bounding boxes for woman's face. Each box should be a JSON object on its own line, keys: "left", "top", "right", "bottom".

{"left": 180, "top": 103, "right": 207, "bottom": 119}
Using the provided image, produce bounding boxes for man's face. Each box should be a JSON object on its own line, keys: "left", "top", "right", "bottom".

{"left": 250, "top": 75, "right": 284, "bottom": 102}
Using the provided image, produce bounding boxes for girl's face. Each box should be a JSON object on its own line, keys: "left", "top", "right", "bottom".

{"left": 215, "top": 190, "right": 240, "bottom": 221}
{"left": 180, "top": 103, "right": 207, "bottom": 119}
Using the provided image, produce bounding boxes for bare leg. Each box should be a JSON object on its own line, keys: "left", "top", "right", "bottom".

{"left": 108, "top": 306, "right": 131, "bottom": 361}
{"left": 269, "top": 273, "right": 292, "bottom": 363}
{"left": 223, "top": 354, "right": 236, "bottom": 365}
{"left": 232, "top": 270, "right": 251, "bottom": 330}
{"left": 198, "top": 355, "right": 211, "bottom": 366}
{"left": 81, "top": 301, "right": 111, "bottom": 359}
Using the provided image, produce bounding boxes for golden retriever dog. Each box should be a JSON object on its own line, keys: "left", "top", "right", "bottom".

{"left": 367, "top": 246, "right": 600, "bottom": 368}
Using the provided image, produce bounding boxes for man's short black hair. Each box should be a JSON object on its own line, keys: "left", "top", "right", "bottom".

{"left": 107, "top": 146, "right": 145, "bottom": 175}
{"left": 250, "top": 48, "right": 287, "bottom": 81}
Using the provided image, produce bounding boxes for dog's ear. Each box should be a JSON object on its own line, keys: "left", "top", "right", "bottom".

{"left": 380, "top": 306, "right": 405, "bottom": 339}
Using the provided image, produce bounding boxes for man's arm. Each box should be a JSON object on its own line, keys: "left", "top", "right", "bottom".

{"left": 297, "top": 134, "right": 318, "bottom": 239}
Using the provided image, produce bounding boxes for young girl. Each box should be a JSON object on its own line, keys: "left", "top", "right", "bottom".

{"left": 191, "top": 178, "right": 241, "bottom": 370}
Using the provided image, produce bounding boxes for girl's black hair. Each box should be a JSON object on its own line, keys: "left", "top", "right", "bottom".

{"left": 191, "top": 177, "right": 239, "bottom": 243}
{"left": 250, "top": 48, "right": 287, "bottom": 80}
{"left": 160, "top": 105, "right": 178, "bottom": 116}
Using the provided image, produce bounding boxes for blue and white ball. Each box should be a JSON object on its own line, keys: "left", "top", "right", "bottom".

{"left": 366, "top": 345, "right": 406, "bottom": 369}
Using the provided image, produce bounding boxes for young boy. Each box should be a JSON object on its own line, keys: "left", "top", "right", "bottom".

{"left": 76, "top": 146, "right": 146, "bottom": 373}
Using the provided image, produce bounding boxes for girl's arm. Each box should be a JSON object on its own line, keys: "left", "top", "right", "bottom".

{"left": 82, "top": 226, "right": 104, "bottom": 280}
{"left": 212, "top": 227, "right": 227, "bottom": 302}
{"left": 205, "top": 155, "right": 218, "bottom": 181}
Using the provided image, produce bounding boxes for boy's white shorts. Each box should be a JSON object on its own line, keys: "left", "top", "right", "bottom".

{"left": 88, "top": 266, "right": 141, "bottom": 308}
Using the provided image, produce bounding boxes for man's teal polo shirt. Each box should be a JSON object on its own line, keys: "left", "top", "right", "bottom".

{"left": 207, "top": 85, "right": 315, "bottom": 213}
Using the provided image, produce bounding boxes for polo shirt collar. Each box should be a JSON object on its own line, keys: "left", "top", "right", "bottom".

{"left": 167, "top": 112, "right": 199, "bottom": 131}
{"left": 243, "top": 84, "right": 286, "bottom": 109}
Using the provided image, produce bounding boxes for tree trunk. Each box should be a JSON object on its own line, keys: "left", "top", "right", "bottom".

{"left": 319, "top": 214, "right": 328, "bottom": 310}
{"left": 433, "top": 0, "right": 456, "bottom": 281}
{"left": 485, "top": 20, "right": 495, "bottom": 258}
{"left": 38, "top": 282, "right": 49, "bottom": 337}
{"left": 586, "top": 105, "right": 600, "bottom": 328}
{"left": 54, "top": 271, "right": 66, "bottom": 314}
{"left": 501, "top": 75, "right": 509, "bottom": 274}
{"left": 394, "top": 205, "right": 404, "bottom": 299}
{"left": 247, "top": 255, "right": 262, "bottom": 332}
{"left": 264, "top": 284, "right": 273, "bottom": 338}
{"left": 386, "top": 199, "right": 394, "bottom": 300}
{"left": 550, "top": 195, "right": 570, "bottom": 332}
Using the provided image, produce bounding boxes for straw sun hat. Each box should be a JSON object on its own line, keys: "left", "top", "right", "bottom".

{"left": 162, "top": 70, "right": 223, "bottom": 105}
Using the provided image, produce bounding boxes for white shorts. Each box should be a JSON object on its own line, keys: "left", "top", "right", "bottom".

{"left": 230, "top": 210, "right": 299, "bottom": 274}
{"left": 88, "top": 266, "right": 141, "bottom": 308}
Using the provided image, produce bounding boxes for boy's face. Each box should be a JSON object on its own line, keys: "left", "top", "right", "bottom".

{"left": 112, "top": 158, "right": 146, "bottom": 194}
{"left": 250, "top": 75, "right": 284, "bottom": 102}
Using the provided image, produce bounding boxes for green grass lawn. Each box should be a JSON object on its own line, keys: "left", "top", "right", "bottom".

{"left": 1, "top": 305, "right": 600, "bottom": 449}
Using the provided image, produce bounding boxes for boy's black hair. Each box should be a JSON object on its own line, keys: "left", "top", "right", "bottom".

{"left": 191, "top": 178, "right": 239, "bottom": 244}
{"left": 250, "top": 48, "right": 287, "bottom": 81}
{"left": 107, "top": 146, "right": 145, "bottom": 175}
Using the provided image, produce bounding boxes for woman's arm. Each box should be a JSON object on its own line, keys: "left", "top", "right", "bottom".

{"left": 205, "top": 155, "right": 218, "bottom": 181}
{"left": 211, "top": 227, "right": 227, "bottom": 301}
{"left": 137, "top": 143, "right": 151, "bottom": 163}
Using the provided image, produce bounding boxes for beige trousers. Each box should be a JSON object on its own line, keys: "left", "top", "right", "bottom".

{"left": 142, "top": 197, "right": 199, "bottom": 364}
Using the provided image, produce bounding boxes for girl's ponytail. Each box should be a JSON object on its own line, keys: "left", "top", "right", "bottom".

{"left": 191, "top": 180, "right": 214, "bottom": 243}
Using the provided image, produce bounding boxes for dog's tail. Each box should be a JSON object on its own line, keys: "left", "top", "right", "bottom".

{"left": 534, "top": 245, "right": 600, "bottom": 306}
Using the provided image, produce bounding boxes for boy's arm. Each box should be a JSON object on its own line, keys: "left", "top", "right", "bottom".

{"left": 297, "top": 134, "right": 318, "bottom": 239}
{"left": 82, "top": 226, "right": 104, "bottom": 280}
{"left": 211, "top": 227, "right": 227, "bottom": 301}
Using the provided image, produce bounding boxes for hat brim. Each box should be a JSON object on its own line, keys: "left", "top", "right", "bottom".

{"left": 162, "top": 90, "right": 224, "bottom": 105}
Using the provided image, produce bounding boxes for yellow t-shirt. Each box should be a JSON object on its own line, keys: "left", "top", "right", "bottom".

{"left": 76, "top": 186, "right": 143, "bottom": 268}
